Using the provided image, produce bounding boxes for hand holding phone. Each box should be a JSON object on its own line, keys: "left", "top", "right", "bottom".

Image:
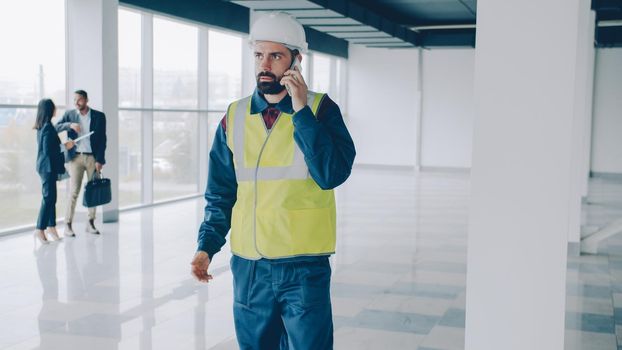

{"left": 285, "top": 57, "right": 302, "bottom": 96}
{"left": 282, "top": 56, "right": 308, "bottom": 111}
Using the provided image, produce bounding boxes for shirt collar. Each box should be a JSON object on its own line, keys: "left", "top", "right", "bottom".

{"left": 250, "top": 89, "right": 294, "bottom": 115}
{"left": 78, "top": 107, "right": 91, "bottom": 118}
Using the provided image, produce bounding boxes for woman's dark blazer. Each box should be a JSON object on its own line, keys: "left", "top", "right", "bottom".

{"left": 36, "top": 122, "right": 66, "bottom": 176}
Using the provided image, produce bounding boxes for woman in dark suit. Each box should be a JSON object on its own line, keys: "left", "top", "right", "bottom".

{"left": 34, "top": 99, "right": 74, "bottom": 244}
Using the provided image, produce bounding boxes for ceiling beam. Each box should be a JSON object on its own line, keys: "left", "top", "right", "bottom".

{"left": 420, "top": 29, "right": 476, "bottom": 48}
{"left": 411, "top": 24, "right": 477, "bottom": 31}
{"left": 121, "top": 0, "right": 249, "bottom": 33}
{"left": 306, "top": 0, "right": 421, "bottom": 46}
{"left": 305, "top": 27, "right": 349, "bottom": 58}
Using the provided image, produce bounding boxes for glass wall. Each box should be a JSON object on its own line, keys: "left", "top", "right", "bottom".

{"left": 308, "top": 52, "right": 347, "bottom": 115}
{"left": 0, "top": 0, "right": 65, "bottom": 105}
{"left": 153, "top": 112, "right": 199, "bottom": 200}
{"left": 118, "top": 111, "right": 142, "bottom": 206}
{"left": 152, "top": 16, "right": 199, "bottom": 199}
{"left": 153, "top": 17, "right": 198, "bottom": 109}
{"left": 208, "top": 29, "right": 242, "bottom": 149}
{"left": 0, "top": 0, "right": 66, "bottom": 231}
{"left": 311, "top": 52, "right": 331, "bottom": 95}
{"left": 208, "top": 30, "right": 242, "bottom": 111}
{"left": 117, "top": 9, "right": 242, "bottom": 206}
{"left": 118, "top": 9, "right": 142, "bottom": 108}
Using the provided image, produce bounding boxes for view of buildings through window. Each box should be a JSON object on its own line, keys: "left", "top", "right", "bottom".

{"left": 0, "top": 0, "right": 66, "bottom": 230}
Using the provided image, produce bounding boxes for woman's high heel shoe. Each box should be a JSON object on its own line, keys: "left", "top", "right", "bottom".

{"left": 46, "top": 229, "right": 62, "bottom": 241}
{"left": 34, "top": 230, "right": 49, "bottom": 245}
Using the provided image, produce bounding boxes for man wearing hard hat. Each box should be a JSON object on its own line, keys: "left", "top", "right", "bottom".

{"left": 191, "top": 12, "right": 355, "bottom": 349}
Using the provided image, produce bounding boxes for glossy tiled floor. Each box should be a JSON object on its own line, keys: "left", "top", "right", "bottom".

{"left": 1, "top": 167, "right": 622, "bottom": 349}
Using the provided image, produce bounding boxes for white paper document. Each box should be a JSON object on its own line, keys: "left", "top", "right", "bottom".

{"left": 73, "top": 131, "right": 94, "bottom": 142}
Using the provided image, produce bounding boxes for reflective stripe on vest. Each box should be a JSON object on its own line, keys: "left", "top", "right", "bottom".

{"left": 226, "top": 91, "right": 336, "bottom": 259}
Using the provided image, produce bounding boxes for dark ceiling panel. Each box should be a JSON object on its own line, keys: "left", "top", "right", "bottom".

{"left": 592, "top": 0, "right": 622, "bottom": 46}
{"left": 121, "top": 0, "right": 249, "bottom": 32}
{"left": 308, "top": 0, "right": 420, "bottom": 46}
{"left": 420, "top": 28, "right": 476, "bottom": 47}
{"left": 596, "top": 26, "right": 622, "bottom": 47}
{"left": 592, "top": 0, "right": 622, "bottom": 20}
{"left": 350, "top": 0, "right": 476, "bottom": 26}
{"left": 341, "top": 0, "right": 477, "bottom": 46}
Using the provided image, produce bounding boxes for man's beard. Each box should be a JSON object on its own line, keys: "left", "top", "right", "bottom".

{"left": 256, "top": 72, "right": 286, "bottom": 95}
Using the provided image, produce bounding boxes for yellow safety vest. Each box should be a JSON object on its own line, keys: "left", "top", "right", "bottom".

{"left": 226, "top": 91, "right": 336, "bottom": 259}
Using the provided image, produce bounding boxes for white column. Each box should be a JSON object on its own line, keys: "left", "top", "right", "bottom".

{"left": 415, "top": 48, "right": 423, "bottom": 171}
{"left": 241, "top": 41, "right": 255, "bottom": 96}
{"left": 580, "top": 14, "right": 596, "bottom": 199}
{"left": 329, "top": 57, "right": 337, "bottom": 98}
{"left": 338, "top": 57, "right": 348, "bottom": 116}
{"left": 141, "top": 12, "right": 154, "bottom": 205}
{"left": 66, "top": 0, "right": 119, "bottom": 223}
{"left": 568, "top": 5, "right": 596, "bottom": 251}
{"left": 198, "top": 28, "right": 209, "bottom": 190}
{"left": 465, "top": 0, "right": 586, "bottom": 349}
{"left": 242, "top": 11, "right": 258, "bottom": 96}
{"left": 306, "top": 54, "right": 314, "bottom": 90}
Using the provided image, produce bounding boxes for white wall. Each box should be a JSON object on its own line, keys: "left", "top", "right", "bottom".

{"left": 591, "top": 48, "right": 622, "bottom": 174}
{"left": 346, "top": 45, "right": 419, "bottom": 167}
{"left": 346, "top": 46, "right": 622, "bottom": 174}
{"left": 421, "top": 49, "right": 475, "bottom": 169}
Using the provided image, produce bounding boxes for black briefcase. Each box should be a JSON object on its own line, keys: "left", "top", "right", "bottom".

{"left": 83, "top": 171, "right": 111, "bottom": 208}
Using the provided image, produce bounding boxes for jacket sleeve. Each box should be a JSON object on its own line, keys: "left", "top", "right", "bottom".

{"left": 292, "top": 95, "right": 356, "bottom": 190}
{"left": 54, "top": 111, "right": 72, "bottom": 132}
{"left": 39, "top": 129, "right": 54, "bottom": 174}
{"left": 95, "top": 112, "right": 107, "bottom": 164}
{"left": 197, "top": 121, "right": 238, "bottom": 259}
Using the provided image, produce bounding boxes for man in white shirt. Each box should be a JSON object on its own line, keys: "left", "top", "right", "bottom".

{"left": 54, "top": 90, "right": 107, "bottom": 236}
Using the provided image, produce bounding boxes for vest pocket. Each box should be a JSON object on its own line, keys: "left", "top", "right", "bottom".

{"left": 286, "top": 207, "right": 336, "bottom": 255}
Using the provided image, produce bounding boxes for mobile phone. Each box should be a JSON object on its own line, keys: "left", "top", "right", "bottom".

{"left": 290, "top": 56, "right": 302, "bottom": 72}
{"left": 286, "top": 57, "right": 302, "bottom": 96}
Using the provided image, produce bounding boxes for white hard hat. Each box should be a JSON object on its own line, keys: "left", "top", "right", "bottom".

{"left": 249, "top": 12, "right": 308, "bottom": 52}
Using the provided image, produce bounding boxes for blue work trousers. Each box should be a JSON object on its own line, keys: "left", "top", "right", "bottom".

{"left": 231, "top": 255, "right": 333, "bottom": 350}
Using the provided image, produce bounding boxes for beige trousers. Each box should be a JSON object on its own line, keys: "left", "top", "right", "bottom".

{"left": 65, "top": 154, "right": 96, "bottom": 223}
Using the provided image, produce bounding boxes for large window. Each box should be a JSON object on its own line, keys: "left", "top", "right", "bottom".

{"left": 0, "top": 0, "right": 66, "bottom": 231}
{"left": 119, "top": 10, "right": 238, "bottom": 205}
{"left": 152, "top": 16, "right": 200, "bottom": 200}
{"left": 0, "top": 0, "right": 65, "bottom": 105}
{"left": 153, "top": 112, "right": 198, "bottom": 200}
{"left": 0, "top": 108, "right": 68, "bottom": 230}
{"left": 153, "top": 17, "right": 198, "bottom": 109}
{"left": 118, "top": 111, "right": 142, "bottom": 207}
{"left": 311, "top": 53, "right": 331, "bottom": 94}
{"left": 119, "top": 9, "right": 142, "bottom": 108}
{"left": 208, "top": 30, "right": 242, "bottom": 111}
{"left": 208, "top": 29, "right": 242, "bottom": 150}
{"left": 308, "top": 52, "right": 347, "bottom": 115}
